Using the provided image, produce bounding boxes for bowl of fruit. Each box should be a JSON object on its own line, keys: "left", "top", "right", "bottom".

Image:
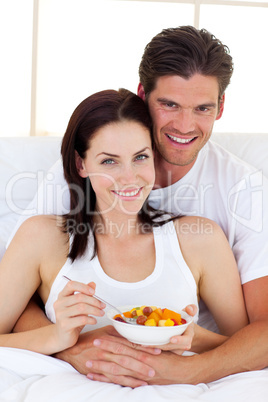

{"left": 107, "top": 305, "right": 193, "bottom": 345}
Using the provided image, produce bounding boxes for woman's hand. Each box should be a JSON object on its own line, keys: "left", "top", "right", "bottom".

{"left": 53, "top": 280, "right": 106, "bottom": 350}
{"left": 144, "top": 304, "right": 197, "bottom": 355}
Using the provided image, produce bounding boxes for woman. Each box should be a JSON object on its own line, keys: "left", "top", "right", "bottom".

{"left": 0, "top": 89, "right": 247, "bottom": 360}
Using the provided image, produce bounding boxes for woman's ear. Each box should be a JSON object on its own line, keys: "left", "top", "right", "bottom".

{"left": 75, "top": 150, "right": 88, "bottom": 178}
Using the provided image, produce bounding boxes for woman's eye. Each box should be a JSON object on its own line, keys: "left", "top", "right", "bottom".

{"left": 101, "top": 159, "right": 115, "bottom": 165}
{"left": 135, "top": 154, "right": 149, "bottom": 161}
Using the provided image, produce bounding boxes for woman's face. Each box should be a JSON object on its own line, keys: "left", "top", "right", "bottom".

{"left": 78, "top": 120, "right": 155, "bottom": 216}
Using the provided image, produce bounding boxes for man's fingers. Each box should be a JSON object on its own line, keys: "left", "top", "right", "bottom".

{"left": 86, "top": 357, "right": 154, "bottom": 381}
{"left": 87, "top": 372, "right": 148, "bottom": 388}
{"left": 96, "top": 333, "right": 162, "bottom": 355}
{"left": 87, "top": 339, "right": 156, "bottom": 378}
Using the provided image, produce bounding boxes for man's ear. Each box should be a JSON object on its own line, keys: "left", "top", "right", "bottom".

{"left": 75, "top": 150, "right": 88, "bottom": 178}
{"left": 137, "top": 83, "right": 146, "bottom": 101}
{"left": 216, "top": 93, "right": 225, "bottom": 120}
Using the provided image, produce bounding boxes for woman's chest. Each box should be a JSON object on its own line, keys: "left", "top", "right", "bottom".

{"left": 96, "top": 233, "right": 156, "bottom": 283}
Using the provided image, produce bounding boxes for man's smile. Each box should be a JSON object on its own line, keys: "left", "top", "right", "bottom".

{"left": 166, "top": 133, "right": 197, "bottom": 144}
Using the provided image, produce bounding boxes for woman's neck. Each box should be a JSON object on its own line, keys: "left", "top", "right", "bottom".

{"left": 93, "top": 211, "right": 141, "bottom": 239}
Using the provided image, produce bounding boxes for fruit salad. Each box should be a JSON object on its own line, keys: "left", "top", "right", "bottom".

{"left": 114, "top": 305, "right": 187, "bottom": 326}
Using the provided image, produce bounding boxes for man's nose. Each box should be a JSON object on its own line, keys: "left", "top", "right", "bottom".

{"left": 173, "top": 109, "right": 195, "bottom": 134}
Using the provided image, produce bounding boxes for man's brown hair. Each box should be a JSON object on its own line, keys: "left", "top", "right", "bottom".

{"left": 139, "top": 25, "right": 233, "bottom": 100}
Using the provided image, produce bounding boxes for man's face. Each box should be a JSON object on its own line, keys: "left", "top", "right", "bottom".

{"left": 145, "top": 74, "right": 224, "bottom": 168}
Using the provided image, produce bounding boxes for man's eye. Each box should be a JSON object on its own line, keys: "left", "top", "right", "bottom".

{"left": 165, "top": 102, "right": 176, "bottom": 108}
{"left": 197, "top": 106, "right": 209, "bottom": 112}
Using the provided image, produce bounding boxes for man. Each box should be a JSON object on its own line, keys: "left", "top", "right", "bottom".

{"left": 12, "top": 26, "right": 268, "bottom": 387}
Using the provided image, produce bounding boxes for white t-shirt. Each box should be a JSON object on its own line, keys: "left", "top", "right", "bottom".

{"left": 45, "top": 221, "right": 199, "bottom": 330}
{"left": 9, "top": 140, "right": 268, "bottom": 286}
{"left": 150, "top": 140, "right": 268, "bottom": 286}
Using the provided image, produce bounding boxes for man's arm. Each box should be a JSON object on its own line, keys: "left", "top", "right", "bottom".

{"left": 13, "top": 295, "right": 50, "bottom": 332}
{"left": 148, "top": 277, "right": 268, "bottom": 384}
{"left": 89, "top": 277, "right": 268, "bottom": 385}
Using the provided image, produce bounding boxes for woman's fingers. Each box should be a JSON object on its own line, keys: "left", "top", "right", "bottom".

{"left": 53, "top": 280, "right": 106, "bottom": 348}
{"left": 55, "top": 280, "right": 106, "bottom": 315}
{"left": 55, "top": 293, "right": 105, "bottom": 313}
{"left": 183, "top": 304, "right": 198, "bottom": 317}
{"left": 60, "top": 279, "right": 95, "bottom": 297}
{"left": 141, "top": 321, "right": 195, "bottom": 355}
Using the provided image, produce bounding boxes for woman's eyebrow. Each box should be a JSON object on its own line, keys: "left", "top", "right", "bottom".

{"left": 97, "top": 147, "right": 150, "bottom": 158}
{"left": 96, "top": 152, "right": 119, "bottom": 157}
{"left": 133, "top": 147, "right": 150, "bottom": 156}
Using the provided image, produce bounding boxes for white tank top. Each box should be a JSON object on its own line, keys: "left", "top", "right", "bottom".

{"left": 45, "top": 221, "right": 199, "bottom": 330}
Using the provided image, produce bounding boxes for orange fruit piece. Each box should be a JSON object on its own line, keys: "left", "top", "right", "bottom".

{"left": 154, "top": 308, "right": 163, "bottom": 318}
{"left": 123, "top": 311, "right": 132, "bottom": 318}
{"left": 162, "top": 308, "right": 182, "bottom": 324}
{"left": 147, "top": 311, "right": 162, "bottom": 325}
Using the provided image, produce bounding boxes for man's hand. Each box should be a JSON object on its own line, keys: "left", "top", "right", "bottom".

{"left": 90, "top": 339, "right": 200, "bottom": 386}
{"left": 54, "top": 325, "right": 161, "bottom": 388}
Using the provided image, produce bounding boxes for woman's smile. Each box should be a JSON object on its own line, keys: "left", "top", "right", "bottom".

{"left": 112, "top": 187, "right": 143, "bottom": 199}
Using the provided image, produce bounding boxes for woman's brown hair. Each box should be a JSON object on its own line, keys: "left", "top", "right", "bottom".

{"left": 61, "top": 88, "right": 170, "bottom": 262}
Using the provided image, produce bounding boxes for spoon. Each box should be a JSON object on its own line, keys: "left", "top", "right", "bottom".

{"left": 62, "top": 275, "right": 136, "bottom": 325}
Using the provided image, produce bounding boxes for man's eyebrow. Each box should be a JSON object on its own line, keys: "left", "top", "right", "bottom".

{"left": 157, "top": 97, "right": 217, "bottom": 109}
{"left": 157, "top": 97, "right": 178, "bottom": 105}
{"left": 198, "top": 103, "right": 217, "bottom": 109}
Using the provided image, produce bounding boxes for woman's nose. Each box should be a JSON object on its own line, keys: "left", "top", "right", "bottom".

{"left": 120, "top": 164, "right": 137, "bottom": 184}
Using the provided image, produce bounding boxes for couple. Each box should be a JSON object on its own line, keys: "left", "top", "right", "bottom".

{"left": 2, "top": 26, "right": 268, "bottom": 387}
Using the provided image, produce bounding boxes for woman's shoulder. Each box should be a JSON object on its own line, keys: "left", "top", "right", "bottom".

{"left": 172, "top": 216, "right": 229, "bottom": 284}
{"left": 13, "top": 215, "right": 67, "bottom": 249}
{"left": 19, "top": 214, "right": 62, "bottom": 232}
{"left": 173, "top": 216, "right": 225, "bottom": 249}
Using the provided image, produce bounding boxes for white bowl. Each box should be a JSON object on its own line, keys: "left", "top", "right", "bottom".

{"left": 107, "top": 305, "right": 193, "bottom": 345}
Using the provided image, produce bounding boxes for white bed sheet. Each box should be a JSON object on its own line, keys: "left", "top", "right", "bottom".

{"left": 0, "top": 347, "right": 268, "bottom": 402}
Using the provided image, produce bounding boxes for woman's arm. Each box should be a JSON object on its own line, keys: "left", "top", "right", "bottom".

{"left": 0, "top": 216, "right": 105, "bottom": 355}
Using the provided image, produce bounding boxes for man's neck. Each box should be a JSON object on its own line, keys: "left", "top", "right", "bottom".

{"left": 154, "top": 152, "right": 196, "bottom": 189}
